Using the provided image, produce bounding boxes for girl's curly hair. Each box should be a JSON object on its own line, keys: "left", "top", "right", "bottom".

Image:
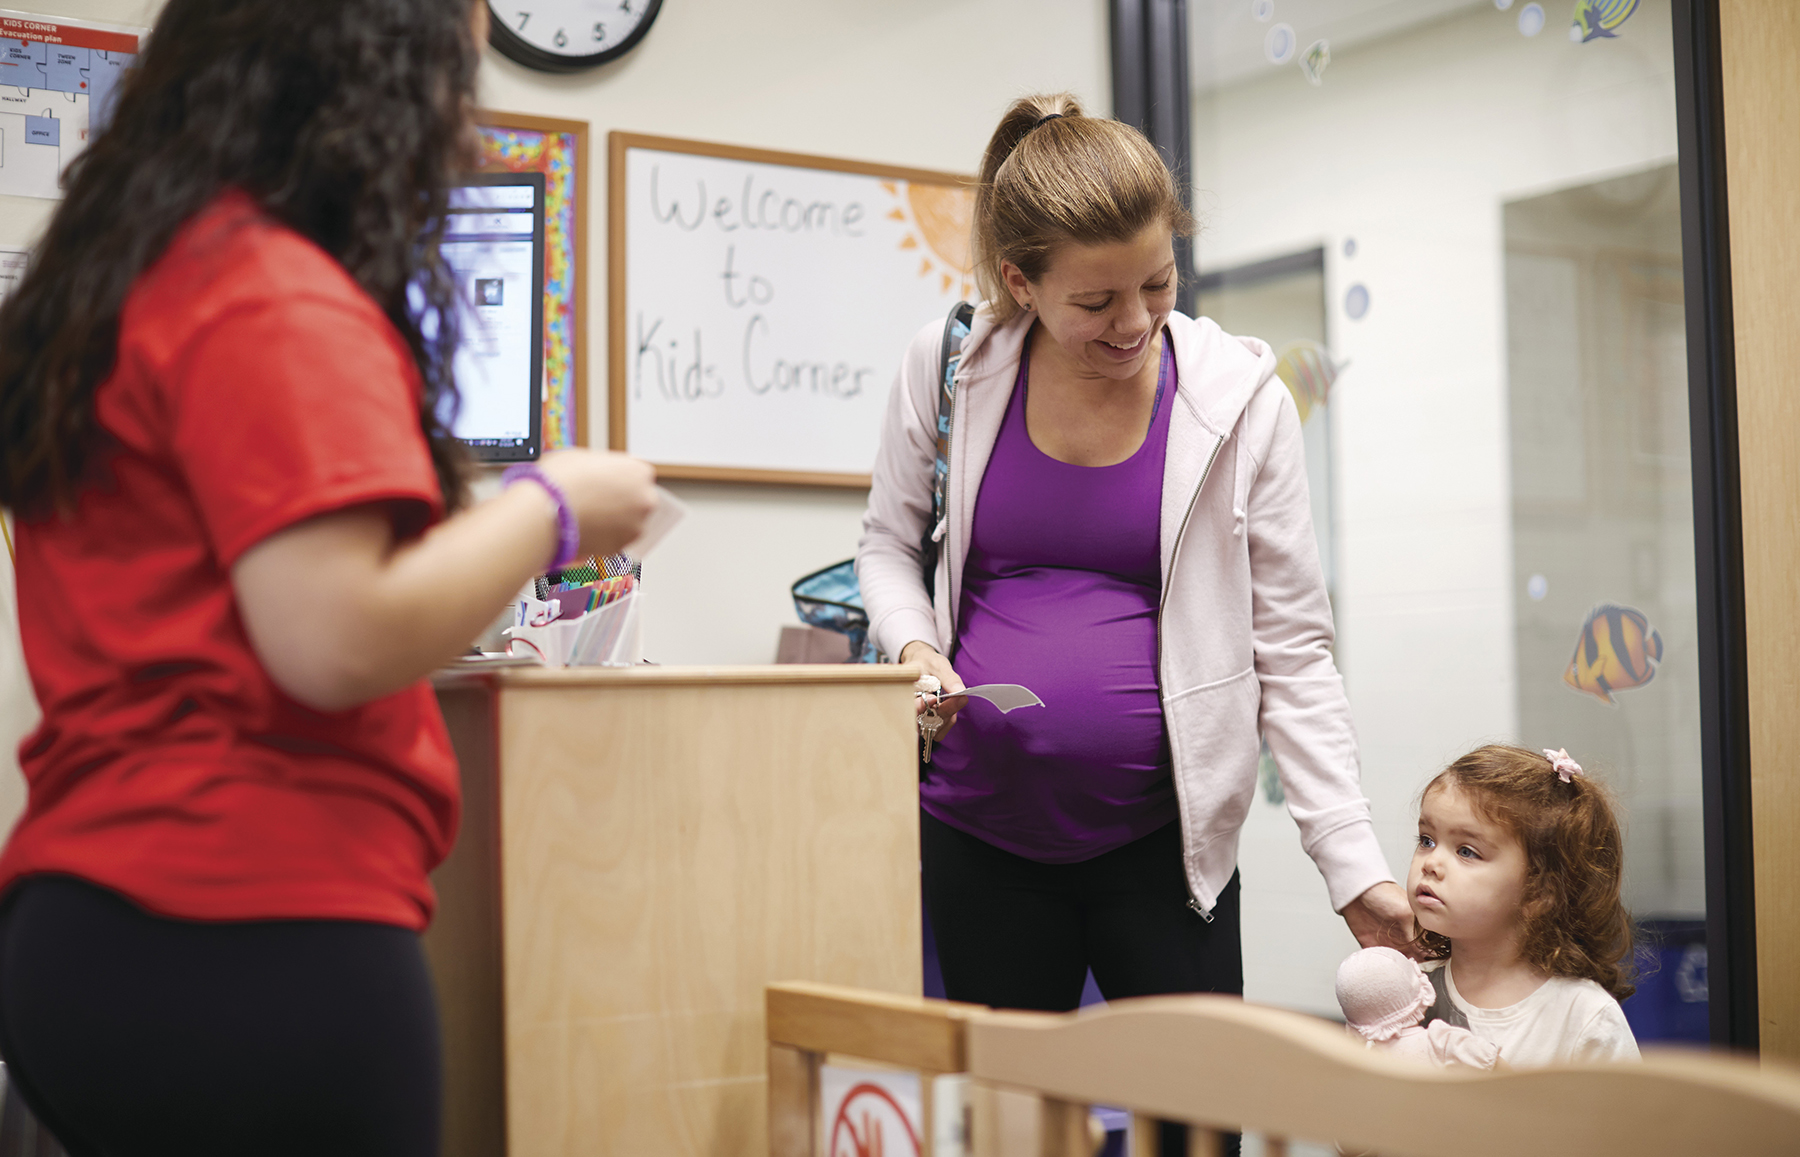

{"left": 0, "top": 0, "right": 479, "bottom": 517}
{"left": 1413, "top": 744, "right": 1636, "bottom": 1000}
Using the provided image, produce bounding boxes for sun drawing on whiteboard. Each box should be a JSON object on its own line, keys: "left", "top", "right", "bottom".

{"left": 883, "top": 180, "right": 976, "bottom": 299}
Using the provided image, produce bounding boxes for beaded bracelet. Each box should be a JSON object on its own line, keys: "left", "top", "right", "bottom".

{"left": 501, "top": 463, "right": 581, "bottom": 571}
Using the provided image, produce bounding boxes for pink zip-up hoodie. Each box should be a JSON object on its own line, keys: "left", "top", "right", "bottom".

{"left": 856, "top": 304, "right": 1395, "bottom": 918}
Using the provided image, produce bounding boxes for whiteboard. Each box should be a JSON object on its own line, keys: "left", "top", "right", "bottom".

{"left": 608, "top": 133, "right": 975, "bottom": 487}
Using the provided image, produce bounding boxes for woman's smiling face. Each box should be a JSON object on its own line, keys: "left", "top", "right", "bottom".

{"left": 1002, "top": 223, "right": 1177, "bottom": 382}
{"left": 1408, "top": 780, "right": 1531, "bottom": 947}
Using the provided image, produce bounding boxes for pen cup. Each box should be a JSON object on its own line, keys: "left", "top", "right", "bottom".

{"left": 504, "top": 589, "right": 643, "bottom": 667}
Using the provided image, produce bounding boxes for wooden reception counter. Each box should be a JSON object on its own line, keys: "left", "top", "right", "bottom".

{"left": 428, "top": 663, "right": 923, "bottom": 1157}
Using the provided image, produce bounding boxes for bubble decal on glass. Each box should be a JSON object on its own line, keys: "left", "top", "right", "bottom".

{"left": 1266, "top": 23, "right": 1297, "bottom": 65}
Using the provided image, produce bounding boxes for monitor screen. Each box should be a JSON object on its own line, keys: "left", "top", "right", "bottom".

{"left": 443, "top": 172, "right": 546, "bottom": 461}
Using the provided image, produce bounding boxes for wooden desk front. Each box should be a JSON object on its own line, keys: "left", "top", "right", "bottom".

{"left": 429, "top": 664, "right": 922, "bottom": 1156}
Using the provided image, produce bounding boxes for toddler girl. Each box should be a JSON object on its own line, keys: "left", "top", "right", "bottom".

{"left": 1408, "top": 744, "right": 1640, "bottom": 1066}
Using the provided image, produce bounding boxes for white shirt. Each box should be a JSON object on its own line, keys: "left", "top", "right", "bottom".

{"left": 1434, "top": 960, "right": 1641, "bottom": 1067}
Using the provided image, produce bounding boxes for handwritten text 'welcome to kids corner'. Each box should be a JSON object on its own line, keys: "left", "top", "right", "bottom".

{"left": 634, "top": 166, "right": 878, "bottom": 404}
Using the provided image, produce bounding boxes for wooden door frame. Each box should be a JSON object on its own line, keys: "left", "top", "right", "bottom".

{"left": 1676, "top": 0, "right": 1800, "bottom": 1058}
{"left": 1672, "top": 0, "right": 1757, "bottom": 1053}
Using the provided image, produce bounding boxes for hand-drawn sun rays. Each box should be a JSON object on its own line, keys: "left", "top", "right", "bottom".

{"left": 883, "top": 180, "right": 975, "bottom": 300}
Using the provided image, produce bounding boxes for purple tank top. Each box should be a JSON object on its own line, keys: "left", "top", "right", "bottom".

{"left": 922, "top": 333, "right": 1178, "bottom": 862}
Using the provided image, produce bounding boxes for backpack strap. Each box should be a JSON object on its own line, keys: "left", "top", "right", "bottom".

{"left": 922, "top": 301, "right": 974, "bottom": 597}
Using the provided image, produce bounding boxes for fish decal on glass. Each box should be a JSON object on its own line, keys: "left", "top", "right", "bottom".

{"left": 1564, "top": 602, "right": 1663, "bottom": 705}
{"left": 1299, "top": 39, "right": 1330, "bottom": 86}
{"left": 1570, "top": 0, "right": 1639, "bottom": 42}
{"left": 1275, "top": 340, "right": 1342, "bottom": 423}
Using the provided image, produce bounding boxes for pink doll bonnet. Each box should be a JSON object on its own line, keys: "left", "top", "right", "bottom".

{"left": 1335, "top": 946, "right": 1435, "bottom": 1042}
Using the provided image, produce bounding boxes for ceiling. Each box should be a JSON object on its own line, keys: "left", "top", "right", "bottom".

{"left": 1189, "top": 0, "right": 1496, "bottom": 91}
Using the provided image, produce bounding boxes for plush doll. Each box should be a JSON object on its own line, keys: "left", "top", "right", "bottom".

{"left": 1334, "top": 947, "right": 1501, "bottom": 1069}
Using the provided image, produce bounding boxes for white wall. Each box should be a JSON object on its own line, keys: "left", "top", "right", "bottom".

{"left": 1196, "top": 0, "right": 1680, "bottom": 1013}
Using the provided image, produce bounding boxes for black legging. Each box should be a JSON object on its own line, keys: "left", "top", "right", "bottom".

{"left": 923, "top": 811, "right": 1243, "bottom": 1157}
{"left": 0, "top": 876, "right": 441, "bottom": 1157}
{"left": 922, "top": 810, "right": 1243, "bottom": 1008}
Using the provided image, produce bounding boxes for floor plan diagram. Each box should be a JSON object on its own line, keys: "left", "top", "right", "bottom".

{"left": 1, "top": 13, "right": 140, "bottom": 200}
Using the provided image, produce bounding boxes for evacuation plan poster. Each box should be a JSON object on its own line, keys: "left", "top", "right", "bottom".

{"left": 0, "top": 10, "right": 142, "bottom": 200}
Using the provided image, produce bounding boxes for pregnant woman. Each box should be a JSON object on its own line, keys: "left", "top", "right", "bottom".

{"left": 857, "top": 94, "right": 1412, "bottom": 1022}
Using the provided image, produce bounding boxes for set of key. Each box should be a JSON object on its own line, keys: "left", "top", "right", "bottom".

{"left": 916, "top": 675, "right": 944, "bottom": 763}
{"left": 912, "top": 675, "right": 1043, "bottom": 762}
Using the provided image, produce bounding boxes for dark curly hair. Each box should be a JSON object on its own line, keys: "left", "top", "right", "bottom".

{"left": 0, "top": 0, "right": 479, "bottom": 517}
{"left": 1413, "top": 744, "right": 1636, "bottom": 1000}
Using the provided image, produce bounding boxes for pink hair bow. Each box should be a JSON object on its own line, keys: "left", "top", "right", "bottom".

{"left": 1542, "top": 748, "right": 1583, "bottom": 783}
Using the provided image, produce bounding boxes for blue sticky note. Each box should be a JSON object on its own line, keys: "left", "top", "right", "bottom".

{"left": 25, "top": 115, "right": 58, "bottom": 147}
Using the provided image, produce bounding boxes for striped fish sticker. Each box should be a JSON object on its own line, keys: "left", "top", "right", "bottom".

{"left": 1571, "top": 0, "right": 1639, "bottom": 42}
{"left": 1564, "top": 602, "right": 1663, "bottom": 705}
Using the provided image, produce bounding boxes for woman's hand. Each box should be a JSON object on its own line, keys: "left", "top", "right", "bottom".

{"left": 537, "top": 448, "right": 658, "bottom": 559}
{"left": 232, "top": 449, "right": 658, "bottom": 713}
{"left": 1341, "top": 881, "right": 1417, "bottom": 954}
{"left": 901, "top": 641, "right": 968, "bottom": 730}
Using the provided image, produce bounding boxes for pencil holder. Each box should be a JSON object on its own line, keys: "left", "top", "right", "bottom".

{"left": 504, "top": 590, "right": 642, "bottom": 667}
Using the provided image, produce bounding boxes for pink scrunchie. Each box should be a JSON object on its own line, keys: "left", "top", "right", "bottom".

{"left": 1543, "top": 748, "right": 1583, "bottom": 783}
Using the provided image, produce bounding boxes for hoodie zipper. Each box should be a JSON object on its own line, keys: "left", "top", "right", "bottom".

{"left": 1157, "top": 432, "right": 1228, "bottom": 920}
{"left": 937, "top": 364, "right": 964, "bottom": 636}
{"left": 943, "top": 332, "right": 1228, "bottom": 917}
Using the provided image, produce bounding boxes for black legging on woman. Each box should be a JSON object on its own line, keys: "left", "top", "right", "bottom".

{"left": 0, "top": 877, "right": 440, "bottom": 1157}
{"left": 922, "top": 812, "right": 1242, "bottom": 1009}
{"left": 923, "top": 813, "right": 1243, "bottom": 1157}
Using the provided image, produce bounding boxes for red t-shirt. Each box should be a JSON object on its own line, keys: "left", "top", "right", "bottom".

{"left": 0, "top": 192, "right": 460, "bottom": 930}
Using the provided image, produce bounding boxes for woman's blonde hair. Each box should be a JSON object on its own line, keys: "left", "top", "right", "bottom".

{"left": 972, "top": 93, "right": 1194, "bottom": 325}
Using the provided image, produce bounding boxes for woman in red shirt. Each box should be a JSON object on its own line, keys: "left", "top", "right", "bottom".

{"left": 0, "top": 3, "right": 654, "bottom": 1154}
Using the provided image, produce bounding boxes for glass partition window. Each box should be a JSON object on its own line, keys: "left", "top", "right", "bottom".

{"left": 1190, "top": 0, "right": 1705, "bottom": 1041}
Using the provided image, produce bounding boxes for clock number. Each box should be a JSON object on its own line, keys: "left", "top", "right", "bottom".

{"left": 491, "top": 0, "right": 654, "bottom": 69}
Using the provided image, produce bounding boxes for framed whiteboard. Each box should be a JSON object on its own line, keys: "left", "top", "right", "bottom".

{"left": 607, "top": 132, "right": 975, "bottom": 488}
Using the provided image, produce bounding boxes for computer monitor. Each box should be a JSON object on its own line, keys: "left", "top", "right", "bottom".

{"left": 443, "top": 172, "right": 546, "bottom": 462}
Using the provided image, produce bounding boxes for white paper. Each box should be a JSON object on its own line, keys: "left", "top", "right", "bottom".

{"left": 818, "top": 1064, "right": 922, "bottom": 1157}
{"left": 504, "top": 591, "right": 642, "bottom": 667}
{"left": 0, "top": 250, "right": 26, "bottom": 310}
{"left": 956, "top": 684, "right": 1043, "bottom": 713}
{"left": 931, "top": 1073, "right": 971, "bottom": 1157}
{"left": 620, "top": 485, "right": 687, "bottom": 558}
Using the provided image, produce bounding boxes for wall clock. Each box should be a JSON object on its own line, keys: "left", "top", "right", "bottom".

{"left": 487, "top": 0, "right": 663, "bottom": 73}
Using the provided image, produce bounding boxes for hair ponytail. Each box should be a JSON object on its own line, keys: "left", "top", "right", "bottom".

{"left": 972, "top": 93, "right": 1193, "bottom": 324}
{"left": 976, "top": 94, "right": 1083, "bottom": 190}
